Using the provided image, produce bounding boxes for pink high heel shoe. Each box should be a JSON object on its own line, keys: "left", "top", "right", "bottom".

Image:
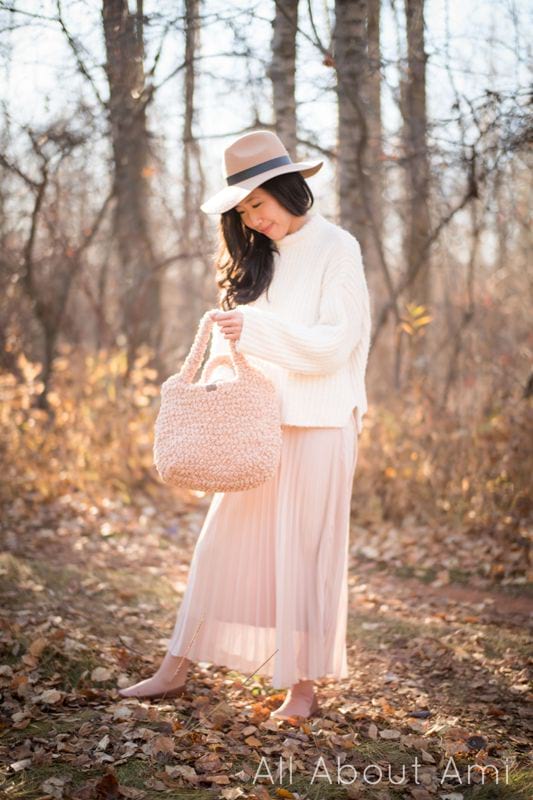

{"left": 118, "top": 683, "right": 187, "bottom": 701}
{"left": 117, "top": 652, "right": 190, "bottom": 701}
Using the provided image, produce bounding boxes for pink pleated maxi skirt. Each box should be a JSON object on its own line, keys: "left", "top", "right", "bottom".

{"left": 166, "top": 410, "right": 359, "bottom": 689}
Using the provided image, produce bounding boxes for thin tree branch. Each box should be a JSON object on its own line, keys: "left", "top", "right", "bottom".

{"left": 56, "top": 0, "right": 105, "bottom": 108}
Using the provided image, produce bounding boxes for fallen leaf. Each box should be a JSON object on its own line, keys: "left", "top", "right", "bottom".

{"left": 118, "top": 786, "right": 145, "bottom": 799}
{"left": 409, "top": 709, "right": 432, "bottom": 719}
{"left": 165, "top": 764, "right": 197, "bottom": 782}
{"left": 379, "top": 728, "right": 401, "bottom": 739}
{"left": 251, "top": 788, "right": 271, "bottom": 800}
{"left": 94, "top": 772, "right": 120, "bottom": 799}
{"left": 410, "top": 788, "right": 433, "bottom": 800}
{"left": 220, "top": 788, "right": 244, "bottom": 800}
{"left": 41, "top": 775, "right": 70, "bottom": 799}
{"left": 150, "top": 735, "right": 175, "bottom": 756}
{"left": 97, "top": 734, "right": 111, "bottom": 751}
{"left": 29, "top": 637, "right": 49, "bottom": 657}
{"left": 91, "top": 667, "right": 114, "bottom": 682}
{"left": 35, "top": 688, "right": 63, "bottom": 705}
{"left": 9, "top": 758, "right": 32, "bottom": 772}
{"left": 210, "top": 701, "right": 234, "bottom": 726}
{"left": 144, "top": 777, "right": 167, "bottom": 790}
{"left": 466, "top": 735, "right": 487, "bottom": 750}
{"left": 205, "top": 774, "right": 230, "bottom": 785}
{"left": 112, "top": 705, "right": 133, "bottom": 720}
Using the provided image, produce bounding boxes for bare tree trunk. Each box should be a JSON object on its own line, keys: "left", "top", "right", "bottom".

{"left": 102, "top": 0, "right": 162, "bottom": 373}
{"left": 333, "top": 0, "right": 369, "bottom": 248}
{"left": 494, "top": 168, "right": 509, "bottom": 273}
{"left": 268, "top": 0, "right": 299, "bottom": 159}
{"left": 442, "top": 198, "right": 478, "bottom": 407}
{"left": 364, "top": 0, "right": 383, "bottom": 277}
{"left": 402, "top": 0, "right": 431, "bottom": 306}
{"left": 179, "top": 0, "right": 206, "bottom": 337}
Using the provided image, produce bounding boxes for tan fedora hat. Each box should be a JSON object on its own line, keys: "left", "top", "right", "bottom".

{"left": 200, "top": 129, "right": 323, "bottom": 215}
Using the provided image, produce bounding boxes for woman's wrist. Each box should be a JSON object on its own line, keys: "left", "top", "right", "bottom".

{"left": 209, "top": 309, "right": 244, "bottom": 342}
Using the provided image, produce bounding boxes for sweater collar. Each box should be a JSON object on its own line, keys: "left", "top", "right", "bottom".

{"left": 273, "top": 210, "right": 322, "bottom": 249}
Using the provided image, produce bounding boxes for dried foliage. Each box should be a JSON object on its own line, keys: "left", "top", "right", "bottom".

{"left": 363, "top": 396, "right": 531, "bottom": 531}
{"left": 1, "top": 350, "right": 531, "bottom": 585}
{"left": 1, "top": 470, "right": 531, "bottom": 799}
{"left": 1, "top": 346, "right": 162, "bottom": 505}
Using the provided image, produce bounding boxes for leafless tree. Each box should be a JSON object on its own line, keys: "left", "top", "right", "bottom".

{"left": 102, "top": 0, "right": 162, "bottom": 374}
{"left": 333, "top": 0, "right": 370, "bottom": 248}
{"left": 401, "top": 0, "right": 431, "bottom": 309}
{"left": 0, "top": 120, "right": 111, "bottom": 409}
{"left": 364, "top": 0, "right": 384, "bottom": 278}
{"left": 178, "top": 0, "right": 209, "bottom": 336}
{"left": 268, "top": 0, "right": 299, "bottom": 159}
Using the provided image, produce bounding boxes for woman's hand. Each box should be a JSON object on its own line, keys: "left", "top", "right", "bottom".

{"left": 209, "top": 309, "right": 244, "bottom": 342}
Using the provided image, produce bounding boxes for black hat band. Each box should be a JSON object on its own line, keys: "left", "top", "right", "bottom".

{"left": 226, "top": 155, "right": 293, "bottom": 186}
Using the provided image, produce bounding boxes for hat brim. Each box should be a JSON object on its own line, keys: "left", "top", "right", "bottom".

{"left": 200, "top": 159, "right": 324, "bottom": 215}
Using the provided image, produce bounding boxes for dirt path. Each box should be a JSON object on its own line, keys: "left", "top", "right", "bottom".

{"left": 1, "top": 498, "right": 531, "bottom": 799}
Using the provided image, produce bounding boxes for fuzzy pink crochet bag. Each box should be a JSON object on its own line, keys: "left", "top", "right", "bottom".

{"left": 153, "top": 309, "right": 282, "bottom": 492}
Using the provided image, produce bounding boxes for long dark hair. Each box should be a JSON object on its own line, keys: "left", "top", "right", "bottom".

{"left": 214, "top": 172, "right": 314, "bottom": 310}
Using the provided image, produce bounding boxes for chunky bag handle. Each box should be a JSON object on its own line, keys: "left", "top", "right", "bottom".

{"left": 179, "top": 310, "right": 249, "bottom": 384}
{"left": 201, "top": 355, "right": 235, "bottom": 383}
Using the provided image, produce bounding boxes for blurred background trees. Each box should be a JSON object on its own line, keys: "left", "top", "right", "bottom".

{"left": 0, "top": 1, "right": 531, "bottom": 578}
{"left": 1, "top": 0, "right": 530, "bottom": 395}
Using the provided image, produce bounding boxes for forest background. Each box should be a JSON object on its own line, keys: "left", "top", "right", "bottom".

{"left": 0, "top": 2, "right": 531, "bottom": 798}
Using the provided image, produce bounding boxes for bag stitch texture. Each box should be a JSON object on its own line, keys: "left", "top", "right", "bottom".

{"left": 153, "top": 309, "right": 282, "bottom": 492}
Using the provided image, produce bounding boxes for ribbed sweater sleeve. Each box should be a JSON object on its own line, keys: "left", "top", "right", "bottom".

{"left": 236, "top": 237, "right": 368, "bottom": 375}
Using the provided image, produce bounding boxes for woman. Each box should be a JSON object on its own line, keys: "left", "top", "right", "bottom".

{"left": 119, "top": 130, "right": 372, "bottom": 720}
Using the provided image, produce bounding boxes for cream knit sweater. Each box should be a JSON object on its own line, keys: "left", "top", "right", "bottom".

{"left": 208, "top": 210, "right": 371, "bottom": 433}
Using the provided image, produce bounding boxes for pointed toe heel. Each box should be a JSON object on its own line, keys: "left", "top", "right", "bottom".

{"left": 118, "top": 683, "right": 187, "bottom": 701}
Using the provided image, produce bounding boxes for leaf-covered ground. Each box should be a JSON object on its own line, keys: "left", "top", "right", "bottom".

{"left": 1, "top": 492, "right": 531, "bottom": 800}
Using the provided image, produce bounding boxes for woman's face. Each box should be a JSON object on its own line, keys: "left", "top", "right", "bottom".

{"left": 234, "top": 186, "right": 305, "bottom": 239}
